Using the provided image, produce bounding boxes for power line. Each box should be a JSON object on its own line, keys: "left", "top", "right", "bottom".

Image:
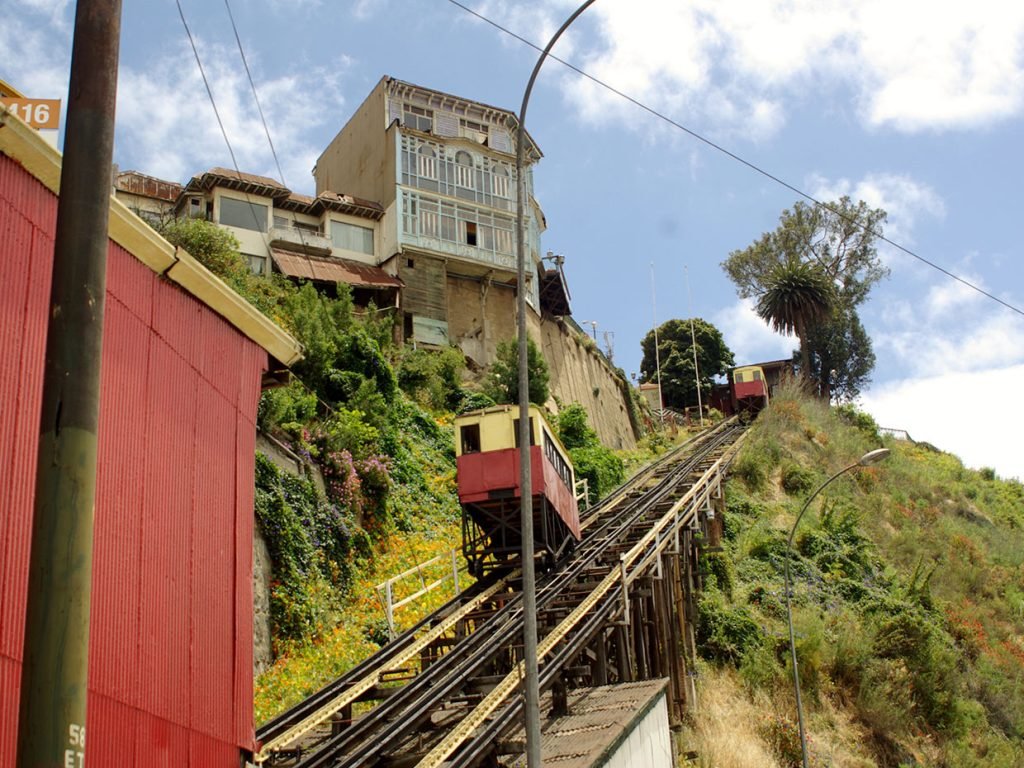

{"left": 444, "top": 0, "right": 1023, "bottom": 318}
{"left": 223, "top": 0, "right": 288, "bottom": 189}
{"left": 222, "top": 0, "right": 313, "bottom": 253}
{"left": 176, "top": 0, "right": 277, "bottom": 262}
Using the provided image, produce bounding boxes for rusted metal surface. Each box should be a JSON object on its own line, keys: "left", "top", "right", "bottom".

{"left": 271, "top": 248, "right": 403, "bottom": 288}
{"left": 503, "top": 681, "right": 669, "bottom": 768}
{"left": 115, "top": 170, "right": 183, "bottom": 202}
{"left": 1, "top": 132, "right": 269, "bottom": 765}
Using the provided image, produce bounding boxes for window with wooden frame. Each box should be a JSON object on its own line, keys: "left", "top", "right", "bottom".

{"left": 404, "top": 104, "right": 433, "bottom": 133}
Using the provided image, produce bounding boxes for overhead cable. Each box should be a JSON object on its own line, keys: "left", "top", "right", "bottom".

{"left": 444, "top": 0, "right": 1023, "bottom": 318}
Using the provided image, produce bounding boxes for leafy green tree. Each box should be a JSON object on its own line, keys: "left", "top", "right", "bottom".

{"left": 557, "top": 403, "right": 599, "bottom": 450}
{"left": 723, "top": 197, "right": 888, "bottom": 303}
{"left": 723, "top": 196, "right": 888, "bottom": 395}
{"left": 639, "top": 318, "right": 734, "bottom": 410}
{"left": 485, "top": 337, "right": 550, "bottom": 406}
{"left": 755, "top": 259, "right": 834, "bottom": 378}
{"left": 806, "top": 306, "right": 875, "bottom": 401}
{"left": 555, "top": 403, "right": 623, "bottom": 505}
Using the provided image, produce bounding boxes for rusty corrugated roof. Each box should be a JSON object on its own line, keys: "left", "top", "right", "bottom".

{"left": 116, "top": 170, "right": 183, "bottom": 202}
{"left": 504, "top": 680, "right": 670, "bottom": 767}
{"left": 271, "top": 250, "right": 402, "bottom": 289}
{"left": 278, "top": 190, "right": 385, "bottom": 220}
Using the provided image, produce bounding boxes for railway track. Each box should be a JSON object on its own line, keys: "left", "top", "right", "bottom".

{"left": 255, "top": 419, "right": 747, "bottom": 767}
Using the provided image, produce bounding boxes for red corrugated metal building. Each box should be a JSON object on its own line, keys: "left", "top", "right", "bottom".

{"left": 0, "top": 109, "right": 302, "bottom": 764}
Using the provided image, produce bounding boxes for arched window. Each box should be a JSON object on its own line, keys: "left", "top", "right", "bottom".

{"left": 454, "top": 151, "right": 474, "bottom": 188}
{"left": 491, "top": 164, "right": 510, "bottom": 198}
{"left": 417, "top": 145, "right": 437, "bottom": 179}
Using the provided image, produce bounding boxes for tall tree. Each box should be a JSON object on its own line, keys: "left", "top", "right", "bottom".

{"left": 806, "top": 306, "right": 875, "bottom": 402}
{"left": 723, "top": 197, "right": 888, "bottom": 304}
{"left": 640, "top": 318, "right": 734, "bottom": 410}
{"left": 755, "top": 260, "right": 834, "bottom": 378}
{"left": 723, "top": 197, "right": 888, "bottom": 395}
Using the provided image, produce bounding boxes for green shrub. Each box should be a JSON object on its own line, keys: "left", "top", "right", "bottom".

{"left": 759, "top": 715, "right": 821, "bottom": 768}
{"left": 701, "top": 553, "right": 735, "bottom": 598}
{"left": 159, "top": 217, "right": 248, "bottom": 282}
{"left": 722, "top": 512, "right": 743, "bottom": 542}
{"left": 697, "top": 592, "right": 765, "bottom": 665}
{"left": 570, "top": 445, "right": 625, "bottom": 505}
{"left": 313, "top": 408, "right": 380, "bottom": 460}
{"left": 484, "top": 337, "right": 550, "bottom": 405}
{"left": 397, "top": 346, "right": 465, "bottom": 411}
{"left": 834, "top": 403, "right": 881, "bottom": 441}
{"left": 732, "top": 451, "right": 769, "bottom": 491}
{"left": 781, "top": 462, "right": 816, "bottom": 495}
{"left": 746, "top": 584, "right": 785, "bottom": 618}
{"left": 738, "top": 643, "right": 781, "bottom": 691}
{"left": 258, "top": 381, "right": 319, "bottom": 434}
{"left": 456, "top": 390, "right": 496, "bottom": 414}
{"left": 557, "top": 403, "right": 599, "bottom": 450}
{"left": 255, "top": 453, "right": 356, "bottom": 645}
{"left": 798, "top": 501, "right": 877, "bottom": 583}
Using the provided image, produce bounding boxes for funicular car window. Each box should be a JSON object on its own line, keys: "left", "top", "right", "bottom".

{"left": 513, "top": 418, "right": 536, "bottom": 448}
{"left": 460, "top": 423, "right": 481, "bottom": 454}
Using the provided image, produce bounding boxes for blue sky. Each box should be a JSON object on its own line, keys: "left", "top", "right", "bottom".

{"left": 6, "top": 0, "right": 1024, "bottom": 479}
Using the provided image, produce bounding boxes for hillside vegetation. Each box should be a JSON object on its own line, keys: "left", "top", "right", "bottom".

{"left": 687, "top": 384, "right": 1024, "bottom": 767}
{"left": 157, "top": 219, "right": 634, "bottom": 720}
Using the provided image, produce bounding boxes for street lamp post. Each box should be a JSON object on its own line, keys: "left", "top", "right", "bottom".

{"left": 514, "top": 2, "right": 597, "bottom": 766}
{"left": 785, "top": 447, "right": 890, "bottom": 768}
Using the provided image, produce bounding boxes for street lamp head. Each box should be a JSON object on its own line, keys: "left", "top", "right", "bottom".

{"left": 858, "top": 448, "right": 890, "bottom": 466}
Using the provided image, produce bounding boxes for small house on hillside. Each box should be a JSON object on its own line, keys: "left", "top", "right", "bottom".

{"left": 0, "top": 104, "right": 302, "bottom": 766}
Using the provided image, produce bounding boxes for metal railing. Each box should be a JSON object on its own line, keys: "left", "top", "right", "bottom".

{"left": 374, "top": 549, "right": 463, "bottom": 638}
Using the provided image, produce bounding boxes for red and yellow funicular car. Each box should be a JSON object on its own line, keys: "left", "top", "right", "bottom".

{"left": 732, "top": 364, "right": 770, "bottom": 415}
{"left": 455, "top": 405, "right": 580, "bottom": 576}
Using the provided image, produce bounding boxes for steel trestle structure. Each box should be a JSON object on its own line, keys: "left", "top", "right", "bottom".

{"left": 256, "top": 419, "right": 747, "bottom": 767}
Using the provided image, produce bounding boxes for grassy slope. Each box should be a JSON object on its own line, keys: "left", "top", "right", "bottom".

{"left": 683, "top": 385, "right": 1024, "bottom": 767}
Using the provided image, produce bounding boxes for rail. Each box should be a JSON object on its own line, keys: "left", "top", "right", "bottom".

{"left": 255, "top": 418, "right": 747, "bottom": 766}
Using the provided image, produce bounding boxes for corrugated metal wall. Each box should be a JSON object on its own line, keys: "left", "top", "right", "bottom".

{"left": 0, "top": 152, "right": 267, "bottom": 765}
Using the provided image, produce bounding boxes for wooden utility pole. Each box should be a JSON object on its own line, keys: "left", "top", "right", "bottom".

{"left": 17, "top": 2, "right": 122, "bottom": 766}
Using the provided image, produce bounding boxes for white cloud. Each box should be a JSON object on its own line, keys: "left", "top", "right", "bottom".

{"left": 483, "top": 0, "right": 1024, "bottom": 137}
{"left": 114, "top": 38, "right": 344, "bottom": 191}
{"left": 806, "top": 172, "right": 945, "bottom": 246}
{"left": 861, "top": 365, "right": 1024, "bottom": 480}
{"left": 0, "top": 5, "right": 72, "bottom": 99}
{"left": 714, "top": 298, "right": 795, "bottom": 366}
{"left": 874, "top": 307, "right": 1024, "bottom": 377}
{"left": 854, "top": 1, "right": 1024, "bottom": 131}
{"left": 923, "top": 274, "right": 987, "bottom": 317}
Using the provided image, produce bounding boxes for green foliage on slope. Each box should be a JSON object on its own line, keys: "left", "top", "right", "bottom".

{"left": 699, "top": 383, "right": 1024, "bottom": 767}
{"left": 556, "top": 403, "right": 625, "bottom": 505}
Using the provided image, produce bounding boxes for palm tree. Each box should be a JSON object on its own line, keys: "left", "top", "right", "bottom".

{"left": 756, "top": 259, "right": 834, "bottom": 382}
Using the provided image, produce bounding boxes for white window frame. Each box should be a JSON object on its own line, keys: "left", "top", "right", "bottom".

{"left": 404, "top": 104, "right": 434, "bottom": 133}
{"left": 417, "top": 145, "right": 437, "bottom": 179}
{"left": 491, "top": 167, "right": 510, "bottom": 198}
{"left": 330, "top": 219, "right": 375, "bottom": 255}
{"left": 454, "top": 151, "right": 475, "bottom": 189}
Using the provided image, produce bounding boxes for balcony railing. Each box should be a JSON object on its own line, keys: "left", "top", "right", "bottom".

{"left": 269, "top": 225, "right": 333, "bottom": 256}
